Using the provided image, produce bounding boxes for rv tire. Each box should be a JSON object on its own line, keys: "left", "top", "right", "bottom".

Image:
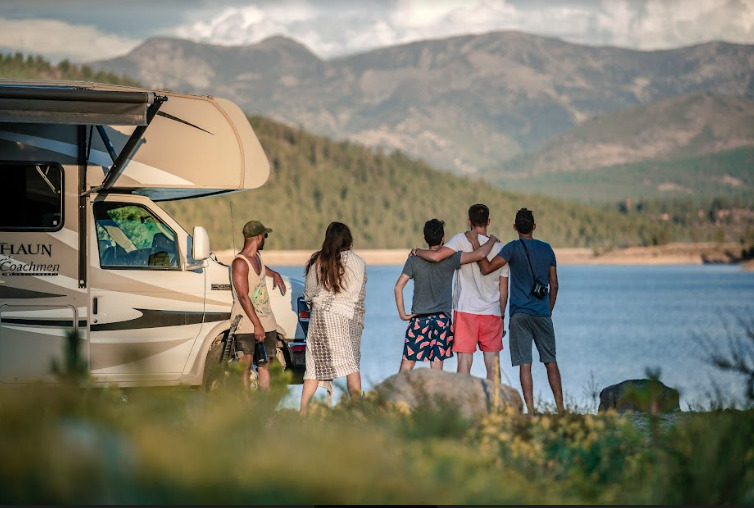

{"left": 202, "top": 331, "right": 229, "bottom": 391}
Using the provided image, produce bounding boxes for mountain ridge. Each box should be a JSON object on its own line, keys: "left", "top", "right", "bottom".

{"left": 495, "top": 91, "right": 754, "bottom": 176}
{"left": 89, "top": 30, "right": 754, "bottom": 176}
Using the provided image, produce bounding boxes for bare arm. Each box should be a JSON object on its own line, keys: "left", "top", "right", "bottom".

{"left": 499, "top": 275, "right": 509, "bottom": 319}
{"left": 459, "top": 234, "right": 499, "bottom": 264}
{"left": 264, "top": 265, "right": 287, "bottom": 295}
{"left": 232, "top": 258, "right": 264, "bottom": 340}
{"left": 412, "top": 245, "right": 456, "bottom": 263}
{"left": 394, "top": 273, "right": 415, "bottom": 321}
{"left": 548, "top": 265, "right": 559, "bottom": 315}
{"left": 466, "top": 231, "right": 508, "bottom": 275}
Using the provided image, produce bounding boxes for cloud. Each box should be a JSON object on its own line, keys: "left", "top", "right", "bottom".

{"left": 0, "top": 17, "right": 141, "bottom": 63}
{"left": 174, "top": 2, "right": 319, "bottom": 47}
{"left": 170, "top": 0, "right": 754, "bottom": 58}
{"left": 2, "top": 0, "right": 753, "bottom": 64}
{"left": 588, "top": 0, "right": 754, "bottom": 49}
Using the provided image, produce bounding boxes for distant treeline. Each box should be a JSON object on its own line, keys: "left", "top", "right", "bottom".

{"left": 162, "top": 116, "right": 692, "bottom": 251}
{"left": 0, "top": 52, "right": 139, "bottom": 86}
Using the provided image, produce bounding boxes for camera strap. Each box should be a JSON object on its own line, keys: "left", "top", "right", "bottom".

{"left": 520, "top": 239, "right": 538, "bottom": 284}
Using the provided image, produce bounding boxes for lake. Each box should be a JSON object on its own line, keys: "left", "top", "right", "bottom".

{"left": 276, "top": 263, "right": 754, "bottom": 412}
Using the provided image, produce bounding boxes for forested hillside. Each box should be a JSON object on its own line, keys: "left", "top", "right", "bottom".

{"left": 162, "top": 116, "right": 692, "bottom": 251}
{"left": 493, "top": 147, "right": 754, "bottom": 205}
{"left": 0, "top": 52, "right": 138, "bottom": 85}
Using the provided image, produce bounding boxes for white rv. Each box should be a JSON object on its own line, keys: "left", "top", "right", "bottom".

{"left": 0, "top": 80, "right": 308, "bottom": 387}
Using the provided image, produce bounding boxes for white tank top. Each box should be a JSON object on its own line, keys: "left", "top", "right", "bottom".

{"left": 230, "top": 253, "right": 278, "bottom": 333}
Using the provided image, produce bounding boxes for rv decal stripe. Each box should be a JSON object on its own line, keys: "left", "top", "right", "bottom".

{"left": 156, "top": 111, "right": 213, "bottom": 134}
{"left": 90, "top": 309, "right": 230, "bottom": 331}
{"left": 121, "top": 159, "right": 193, "bottom": 186}
{"left": 206, "top": 312, "right": 231, "bottom": 322}
{"left": 90, "top": 337, "right": 193, "bottom": 371}
{"left": 1, "top": 318, "right": 87, "bottom": 327}
{"left": 0, "top": 287, "right": 65, "bottom": 299}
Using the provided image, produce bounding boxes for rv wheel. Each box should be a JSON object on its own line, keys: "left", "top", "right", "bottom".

{"left": 202, "top": 332, "right": 230, "bottom": 391}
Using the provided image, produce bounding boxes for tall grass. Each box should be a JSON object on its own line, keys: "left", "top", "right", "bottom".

{"left": 1, "top": 323, "right": 753, "bottom": 504}
{"left": 1, "top": 377, "right": 752, "bottom": 504}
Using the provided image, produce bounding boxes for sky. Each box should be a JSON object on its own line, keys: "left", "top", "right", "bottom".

{"left": 0, "top": 0, "right": 753, "bottom": 64}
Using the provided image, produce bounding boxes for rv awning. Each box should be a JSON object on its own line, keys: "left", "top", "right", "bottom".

{"left": 0, "top": 87, "right": 155, "bottom": 125}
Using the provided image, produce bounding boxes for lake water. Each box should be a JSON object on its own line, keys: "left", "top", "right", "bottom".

{"left": 276, "top": 264, "right": 754, "bottom": 412}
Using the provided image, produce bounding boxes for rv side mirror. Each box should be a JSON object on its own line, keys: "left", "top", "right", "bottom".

{"left": 193, "top": 226, "right": 210, "bottom": 261}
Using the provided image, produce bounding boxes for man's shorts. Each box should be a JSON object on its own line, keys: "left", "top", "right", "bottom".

{"left": 236, "top": 331, "right": 278, "bottom": 364}
{"left": 509, "top": 313, "right": 556, "bottom": 367}
{"left": 452, "top": 311, "right": 504, "bottom": 353}
{"left": 404, "top": 313, "right": 454, "bottom": 362}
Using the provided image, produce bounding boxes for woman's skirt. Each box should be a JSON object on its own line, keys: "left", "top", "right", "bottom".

{"left": 304, "top": 307, "right": 363, "bottom": 381}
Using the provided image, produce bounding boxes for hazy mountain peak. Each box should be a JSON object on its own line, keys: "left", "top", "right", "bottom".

{"left": 90, "top": 31, "right": 754, "bottom": 175}
{"left": 254, "top": 35, "right": 318, "bottom": 55}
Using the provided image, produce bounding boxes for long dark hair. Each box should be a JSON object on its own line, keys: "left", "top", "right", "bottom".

{"left": 305, "top": 222, "right": 353, "bottom": 293}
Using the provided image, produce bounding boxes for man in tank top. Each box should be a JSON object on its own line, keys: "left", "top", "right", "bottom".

{"left": 231, "top": 220, "right": 287, "bottom": 390}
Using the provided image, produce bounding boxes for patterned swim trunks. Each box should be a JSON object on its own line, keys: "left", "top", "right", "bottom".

{"left": 403, "top": 313, "right": 454, "bottom": 362}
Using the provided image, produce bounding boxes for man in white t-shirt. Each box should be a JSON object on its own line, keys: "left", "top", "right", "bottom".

{"left": 412, "top": 204, "right": 509, "bottom": 382}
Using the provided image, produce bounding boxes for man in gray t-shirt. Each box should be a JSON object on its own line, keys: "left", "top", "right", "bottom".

{"left": 394, "top": 219, "right": 498, "bottom": 372}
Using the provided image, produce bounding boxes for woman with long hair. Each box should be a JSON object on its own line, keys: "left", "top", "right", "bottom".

{"left": 300, "top": 222, "right": 367, "bottom": 415}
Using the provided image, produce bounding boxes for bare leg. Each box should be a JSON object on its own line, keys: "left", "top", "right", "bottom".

{"left": 257, "top": 364, "right": 270, "bottom": 390}
{"left": 456, "top": 352, "right": 473, "bottom": 374}
{"left": 299, "top": 378, "right": 319, "bottom": 415}
{"left": 240, "top": 354, "right": 253, "bottom": 391}
{"left": 346, "top": 371, "right": 362, "bottom": 403}
{"left": 519, "top": 363, "right": 535, "bottom": 415}
{"left": 399, "top": 358, "right": 416, "bottom": 372}
{"left": 483, "top": 351, "right": 501, "bottom": 383}
{"left": 545, "top": 361, "right": 565, "bottom": 413}
{"left": 429, "top": 359, "right": 444, "bottom": 370}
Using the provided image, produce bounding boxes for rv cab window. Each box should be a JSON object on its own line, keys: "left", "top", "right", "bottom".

{"left": 0, "top": 163, "right": 63, "bottom": 231}
{"left": 94, "top": 203, "right": 179, "bottom": 270}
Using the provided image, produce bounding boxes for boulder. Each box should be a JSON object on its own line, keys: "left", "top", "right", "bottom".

{"left": 598, "top": 378, "right": 680, "bottom": 413}
{"left": 373, "top": 368, "right": 523, "bottom": 419}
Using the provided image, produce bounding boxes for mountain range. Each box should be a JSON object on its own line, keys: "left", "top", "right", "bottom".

{"left": 90, "top": 31, "right": 754, "bottom": 185}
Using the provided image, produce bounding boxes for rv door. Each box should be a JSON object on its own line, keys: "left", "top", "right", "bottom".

{"left": 87, "top": 194, "right": 208, "bottom": 384}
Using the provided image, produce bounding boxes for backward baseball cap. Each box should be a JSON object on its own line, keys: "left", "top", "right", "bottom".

{"left": 242, "top": 220, "right": 273, "bottom": 238}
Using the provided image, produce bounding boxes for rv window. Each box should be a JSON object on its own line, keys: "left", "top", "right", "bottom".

{"left": 93, "top": 203, "right": 179, "bottom": 270}
{"left": 0, "top": 163, "right": 63, "bottom": 231}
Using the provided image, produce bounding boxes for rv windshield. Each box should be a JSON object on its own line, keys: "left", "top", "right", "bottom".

{"left": 94, "top": 203, "right": 179, "bottom": 269}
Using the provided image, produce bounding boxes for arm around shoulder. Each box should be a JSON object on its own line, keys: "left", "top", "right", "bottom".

{"left": 414, "top": 245, "right": 455, "bottom": 263}
{"left": 461, "top": 234, "right": 499, "bottom": 264}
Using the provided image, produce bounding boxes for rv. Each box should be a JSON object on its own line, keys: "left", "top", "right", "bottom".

{"left": 0, "top": 80, "right": 308, "bottom": 387}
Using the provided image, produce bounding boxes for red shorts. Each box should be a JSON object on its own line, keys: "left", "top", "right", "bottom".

{"left": 452, "top": 311, "right": 504, "bottom": 353}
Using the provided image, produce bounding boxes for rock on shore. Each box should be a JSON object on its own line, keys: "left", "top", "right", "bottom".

{"left": 373, "top": 368, "right": 523, "bottom": 419}
{"left": 599, "top": 378, "right": 680, "bottom": 414}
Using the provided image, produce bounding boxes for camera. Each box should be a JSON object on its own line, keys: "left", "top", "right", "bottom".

{"left": 532, "top": 281, "right": 549, "bottom": 299}
{"left": 254, "top": 339, "right": 269, "bottom": 366}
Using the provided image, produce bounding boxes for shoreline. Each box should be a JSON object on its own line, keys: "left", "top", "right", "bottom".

{"left": 215, "top": 242, "right": 752, "bottom": 268}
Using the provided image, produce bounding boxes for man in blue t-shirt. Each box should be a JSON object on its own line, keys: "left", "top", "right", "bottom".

{"left": 394, "top": 219, "right": 498, "bottom": 373}
{"left": 468, "top": 208, "right": 563, "bottom": 414}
